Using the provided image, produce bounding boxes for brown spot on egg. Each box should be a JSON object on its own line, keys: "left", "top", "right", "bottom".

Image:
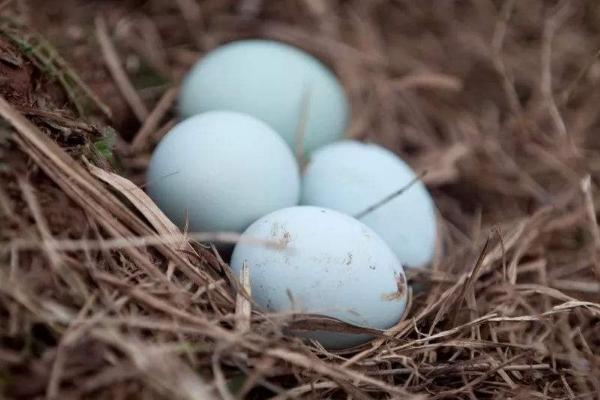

{"left": 381, "top": 272, "right": 407, "bottom": 301}
{"left": 282, "top": 231, "right": 291, "bottom": 245}
{"left": 275, "top": 230, "right": 292, "bottom": 250}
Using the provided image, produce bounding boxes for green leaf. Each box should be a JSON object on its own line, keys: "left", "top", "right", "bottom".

{"left": 227, "top": 373, "right": 247, "bottom": 396}
{"left": 93, "top": 127, "right": 117, "bottom": 163}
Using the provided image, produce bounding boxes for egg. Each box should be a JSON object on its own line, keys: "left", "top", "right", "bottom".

{"left": 178, "top": 39, "right": 349, "bottom": 154}
{"left": 230, "top": 206, "right": 407, "bottom": 349}
{"left": 301, "top": 140, "right": 437, "bottom": 268}
{"left": 147, "top": 111, "right": 300, "bottom": 234}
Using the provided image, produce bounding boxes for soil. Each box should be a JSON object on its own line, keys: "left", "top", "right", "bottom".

{"left": 0, "top": 38, "right": 33, "bottom": 108}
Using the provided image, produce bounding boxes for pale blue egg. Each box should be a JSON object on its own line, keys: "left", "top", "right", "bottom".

{"left": 147, "top": 111, "right": 300, "bottom": 233}
{"left": 179, "top": 39, "right": 349, "bottom": 154}
{"left": 301, "top": 141, "right": 438, "bottom": 268}
{"left": 230, "top": 206, "right": 407, "bottom": 349}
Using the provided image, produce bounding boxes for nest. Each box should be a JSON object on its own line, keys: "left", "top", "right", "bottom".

{"left": 1, "top": 1, "right": 600, "bottom": 399}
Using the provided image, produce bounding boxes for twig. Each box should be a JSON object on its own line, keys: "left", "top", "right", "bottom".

{"left": 293, "top": 85, "right": 312, "bottom": 164}
{"left": 268, "top": 382, "right": 339, "bottom": 400}
{"left": 265, "top": 348, "right": 410, "bottom": 396}
{"left": 391, "top": 72, "right": 462, "bottom": 92}
{"left": 431, "top": 353, "right": 530, "bottom": 399}
{"left": 17, "top": 178, "right": 62, "bottom": 271}
{"left": 371, "top": 362, "right": 552, "bottom": 376}
{"left": 560, "top": 48, "right": 600, "bottom": 105}
{"left": 541, "top": 2, "right": 571, "bottom": 139}
{"left": 354, "top": 170, "right": 427, "bottom": 219}
{"left": 580, "top": 175, "right": 600, "bottom": 280}
{"left": 46, "top": 295, "right": 97, "bottom": 399}
{"left": 131, "top": 86, "right": 178, "bottom": 151}
{"left": 9, "top": 231, "right": 279, "bottom": 252}
{"left": 95, "top": 16, "right": 149, "bottom": 122}
{"left": 212, "top": 344, "right": 236, "bottom": 400}
{"left": 235, "top": 262, "right": 252, "bottom": 333}
{"left": 175, "top": 0, "right": 206, "bottom": 50}
{"left": 490, "top": 0, "right": 521, "bottom": 115}
{"left": 551, "top": 279, "right": 600, "bottom": 294}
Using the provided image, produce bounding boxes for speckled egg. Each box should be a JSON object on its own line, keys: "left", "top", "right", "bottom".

{"left": 178, "top": 39, "right": 349, "bottom": 154}
{"left": 230, "top": 206, "right": 408, "bottom": 349}
{"left": 301, "top": 140, "right": 437, "bottom": 268}
{"left": 147, "top": 111, "right": 300, "bottom": 234}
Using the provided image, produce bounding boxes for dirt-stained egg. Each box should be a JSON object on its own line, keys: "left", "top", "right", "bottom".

{"left": 230, "top": 206, "right": 408, "bottom": 349}
{"left": 147, "top": 111, "right": 300, "bottom": 234}
{"left": 178, "top": 39, "right": 349, "bottom": 154}
{"left": 301, "top": 140, "right": 437, "bottom": 268}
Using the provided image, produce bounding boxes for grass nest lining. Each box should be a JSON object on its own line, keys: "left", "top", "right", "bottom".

{"left": 1, "top": 1, "right": 600, "bottom": 399}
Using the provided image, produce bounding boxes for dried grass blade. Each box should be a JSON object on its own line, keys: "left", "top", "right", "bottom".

{"left": 235, "top": 261, "right": 252, "bottom": 333}
{"left": 131, "top": 86, "right": 178, "bottom": 151}
{"left": 87, "top": 162, "right": 182, "bottom": 238}
{"left": 95, "top": 16, "right": 149, "bottom": 122}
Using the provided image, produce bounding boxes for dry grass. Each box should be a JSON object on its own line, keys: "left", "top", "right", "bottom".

{"left": 1, "top": 0, "right": 600, "bottom": 398}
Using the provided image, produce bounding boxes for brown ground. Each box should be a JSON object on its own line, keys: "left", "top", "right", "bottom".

{"left": 2, "top": 0, "right": 600, "bottom": 399}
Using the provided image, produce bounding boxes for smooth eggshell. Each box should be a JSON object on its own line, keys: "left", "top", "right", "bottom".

{"left": 230, "top": 206, "right": 407, "bottom": 349}
{"left": 178, "top": 39, "right": 349, "bottom": 154}
{"left": 301, "top": 140, "right": 437, "bottom": 268}
{"left": 147, "top": 111, "right": 300, "bottom": 233}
